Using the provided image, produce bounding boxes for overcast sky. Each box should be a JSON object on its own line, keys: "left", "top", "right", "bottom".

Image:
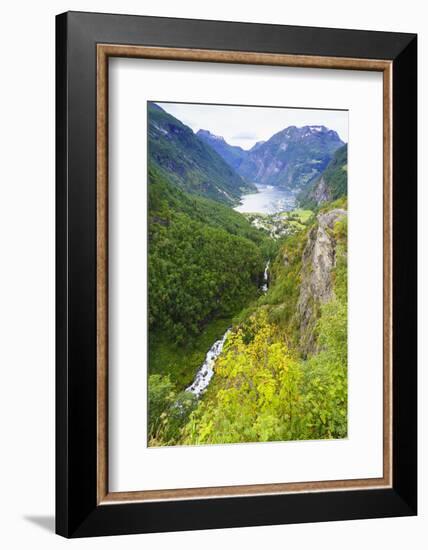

{"left": 155, "top": 102, "right": 348, "bottom": 149}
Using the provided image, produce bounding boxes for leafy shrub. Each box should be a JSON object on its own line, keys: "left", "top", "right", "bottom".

{"left": 148, "top": 374, "right": 176, "bottom": 441}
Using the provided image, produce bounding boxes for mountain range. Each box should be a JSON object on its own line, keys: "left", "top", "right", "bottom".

{"left": 148, "top": 102, "right": 346, "bottom": 206}
{"left": 198, "top": 124, "right": 344, "bottom": 190}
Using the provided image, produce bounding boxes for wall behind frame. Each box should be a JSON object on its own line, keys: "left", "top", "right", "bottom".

{"left": 0, "top": 0, "right": 424, "bottom": 549}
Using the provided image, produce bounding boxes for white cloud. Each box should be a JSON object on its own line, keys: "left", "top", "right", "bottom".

{"left": 155, "top": 101, "right": 348, "bottom": 149}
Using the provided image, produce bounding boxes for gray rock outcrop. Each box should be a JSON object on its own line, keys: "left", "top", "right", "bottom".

{"left": 308, "top": 176, "right": 331, "bottom": 206}
{"left": 296, "top": 208, "right": 347, "bottom": 357}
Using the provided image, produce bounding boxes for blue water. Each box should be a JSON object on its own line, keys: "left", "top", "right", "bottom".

{"left": 234, "top": 184, "right": 296, "bottom": 214}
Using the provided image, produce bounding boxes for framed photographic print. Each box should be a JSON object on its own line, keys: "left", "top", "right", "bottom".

{"left": 56, "top": 11, "right": 417, "bottom": 537}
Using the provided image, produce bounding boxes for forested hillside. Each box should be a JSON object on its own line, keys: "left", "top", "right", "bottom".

{"left": 148, "top": 166, "right": 270, "bottom": 345}
{"left": 148, "top": 165, "right": 278, "bottom": 413}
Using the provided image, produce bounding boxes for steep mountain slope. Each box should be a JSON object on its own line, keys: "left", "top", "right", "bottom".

{"left": 148, "top": 165, "right": 270, "bottom": 340}
{"left": 148, "top": 165, "right": 267, "bottom": 246}
{"left": 237, "top": 125, "right": 344, "bottom": 190}
{"left": 148, "top": 103, "right": 255, "bottom": 205}
{"left": 196, "top": 129, "right": 247, "bottom": 171}
{"left": 296, "top": 208, "right": 347, "bottom": 356}
{"left": 249, "top": 140, "right": 266, "bottom": 152}
{"left": 298, "top": 144, "right": 348, "bottom": 209}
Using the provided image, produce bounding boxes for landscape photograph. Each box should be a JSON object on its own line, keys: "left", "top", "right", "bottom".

{"left": 147, "top": 101, "right": 348, "bottom": 447}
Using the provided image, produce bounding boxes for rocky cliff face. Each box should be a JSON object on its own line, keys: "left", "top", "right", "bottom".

{"left": 299, "top": 144, "right": 348, "bottom": 209}
{"left": 296, "top": 208, "right": 347, "bottom": 357}
{"left": 308, "top": 176, "right": 331, "bottom": 205}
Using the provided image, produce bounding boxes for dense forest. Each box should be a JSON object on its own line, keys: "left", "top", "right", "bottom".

{"left": 147, "top": 103, "right": 348, "bottom": 447}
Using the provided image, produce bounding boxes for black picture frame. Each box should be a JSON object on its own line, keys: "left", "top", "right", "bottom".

{"left": 56, "top": 11, "right": 417, "bottom": 538}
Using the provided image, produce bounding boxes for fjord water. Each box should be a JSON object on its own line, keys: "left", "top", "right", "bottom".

{"left": 234, "top": 183, "right": 297, "bottom": 214}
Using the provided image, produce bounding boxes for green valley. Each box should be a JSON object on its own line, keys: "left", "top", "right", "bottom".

{"left": 147, "top": 102, "right": 348, "bottom": 447}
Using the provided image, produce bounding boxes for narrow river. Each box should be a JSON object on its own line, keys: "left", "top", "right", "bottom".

{"left": 186, "top": 260, "right": 270, "bottom": 398}
{"left": 185, "top": 329, "right": 231, "bottom": 397}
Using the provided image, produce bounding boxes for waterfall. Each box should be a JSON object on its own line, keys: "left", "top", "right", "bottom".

{"left": 261, "top": 260, "right": 270, "bottom": 293}
{"left": 185, "top": 329, "right": 231, "bottom": 398}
